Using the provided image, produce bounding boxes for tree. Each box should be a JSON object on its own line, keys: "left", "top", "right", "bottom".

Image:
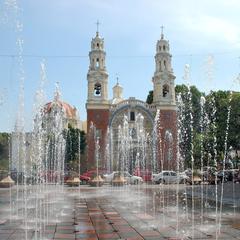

{"left": 146, "top": 85, "right": 240, "bottom": 169}
{"left": 64, "top": 125, "right": 86, "bottom": 172}
{"left": 0, "top": 133, "right": 10, "bottom": 170}
{"left": 146, "top": 90, "right": 153, "bottom": 104}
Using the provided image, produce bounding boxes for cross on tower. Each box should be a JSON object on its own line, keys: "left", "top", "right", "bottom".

{"left": 161, "top": 25, "right": 164, "bottom": 39}
{"left": 115, "top": 73, "right": 119, "bottom": 84}
{"left": 96, "top": 20, "right": 100, "bottom": 35}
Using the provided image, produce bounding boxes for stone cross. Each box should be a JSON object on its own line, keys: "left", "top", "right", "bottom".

{"left": 116, "top": 73, "right": 119, "bottom": 84}
{"left": 161, "top": 25, "right": 164, "bottom": 39}
{"left": 96, "top": 20, "right": 100, "bottom": 33}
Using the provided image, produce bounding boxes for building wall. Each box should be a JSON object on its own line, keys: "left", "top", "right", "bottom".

{"left": 159, "top": 109, "right": 177, "bottom": 171}
{"left": 87, "top": 109, "right": 109, "bottom": 170}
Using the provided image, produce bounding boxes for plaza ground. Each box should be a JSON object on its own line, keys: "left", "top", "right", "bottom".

{"left": 0, "top": 183, "right": 240, "bottom": 239}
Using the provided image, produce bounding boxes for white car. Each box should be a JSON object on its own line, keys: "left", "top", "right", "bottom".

{"left": 152, "top": 171, "right": 186, "bottom": 184}
{"left": 103, "top": 171, "right": 143, "bottom": 185}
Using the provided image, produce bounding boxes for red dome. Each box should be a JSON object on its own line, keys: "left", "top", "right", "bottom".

{"left": 44, "top": 100, "right": 77, "bottom": 119}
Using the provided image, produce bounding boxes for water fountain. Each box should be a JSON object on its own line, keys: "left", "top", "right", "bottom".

{"left": 89, "top": 123, "right": 104, "bottom": 187}
{"left": 4, "top": 55, "right": 69, "bottom": 239}
{"left": 1, "top": 2, "right": 240, "bottom": 240}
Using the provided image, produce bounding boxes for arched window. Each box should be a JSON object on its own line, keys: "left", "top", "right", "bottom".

{"left": 94, "top": 83, "right": 101, "bottom": 96}
{"left": 130, "top": 111, "right": 135, "bottom": 121}
{"left": 163, "top": 45, "right": 166, "bottom": 51}
{"left": 96, "top": 58, "right": 100, "bottom": 68}
{"left": 159, "top": 61, "right": 162, "bottom": 71}
{"left": 163, "top": 60, "right": 167, "bottom": 69}
{"left": 162, "top": 84, "right": 169, "bottom": 97}
{"left": 97, "top": 43, "right": 99, "bottom": 48}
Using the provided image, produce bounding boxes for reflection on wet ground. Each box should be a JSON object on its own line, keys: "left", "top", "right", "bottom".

{"left": 0, "top": 183, "right": 240, "bottom": 239}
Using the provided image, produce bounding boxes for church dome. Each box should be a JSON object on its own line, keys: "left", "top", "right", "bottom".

{"left": 43, "top": 83, "right": 78, "bottom": 120}
{"left": 111, "top": 78, "right": 124, "bottom": 104}
{"left": 44, "top": 100, "right": 77, "bottom": 119}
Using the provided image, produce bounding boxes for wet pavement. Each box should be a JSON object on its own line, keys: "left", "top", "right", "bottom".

{"left": 0, "top": 184, "right": 240, "bottom": 239}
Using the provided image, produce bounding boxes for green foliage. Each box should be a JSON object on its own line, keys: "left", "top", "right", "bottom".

{"left": 146, "top": 90, "right": 153, "bottom": 104}
{"left": 147, "top": 84, "right": 240, "bottom": 169}
{"left": 0, "top": 133, "right": 10, "bottom": 170}
{"left": 229, "top": 93, "right": 240, "bottom": 150}
{"left": 176, "top": 84, "right": 203, "bottom": 167}
{"left": 65, "top": 125, "right": 86, "bottom": 171}
{"left": 178, "top": 87, "right": 240, "bottom": 168}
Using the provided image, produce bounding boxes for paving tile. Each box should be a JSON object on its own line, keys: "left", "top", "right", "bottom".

{"left": 221, "top": 226, "right": 240, "bottom": 238}
{"left": 125, "top": 237, "right": 144, "bottom": 240}
{"left": 0, "top": 234, "right": 11, "bottom": 240}
{"left": 116, "top": 226, "right": 136, "bottom": 232}
{"left": 57, "top": 225, "right": 75, "bottom": 229}
{"left": 76, "top": 238, "right": 98, "bottom": 240}
{"left": 138, "top": 230, "right": 162, "bottom": 237}
{"left": 0, "top": 229, "right": 15, "bottom": 234}
{"left": 119, "top": 231, "right": 142, "bottom": 238}
{"left": 75, "top": 225, "right": 95, "bottom": 231}
{"left": 55, "top": 229, "right": 75, "bottom": 234}
{"left": 43, "top": 233, "right": 55, "bottom": 239}
{"left": 1, "top": 186, "right": 240, "bottom": 240}
{"left": 54, "top": 233, "right": 75, "bottom": 239}
{"left": 57, "top": 222, "right": 74, "bottom": 226}
{"left": 95, "top": 228, "right": 116, "bottom": 233}
{"left": 97, "top": 232, "right": 119, "bottom": 239}
{"left": 75, "top": 233, "right": 98, "bottom": 239}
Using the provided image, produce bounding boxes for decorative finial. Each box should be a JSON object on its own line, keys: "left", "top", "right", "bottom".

{"left": 96, "top": 20, "right": 100, "bottom": 36}
{"left": 161, "top": 25, "right": 164, "bottom": 39}
{"left": 54, "top": 82, "right": 61, "bottom": 101}
{"left": 116, "top": 73, "right": 119, "bottom": 85}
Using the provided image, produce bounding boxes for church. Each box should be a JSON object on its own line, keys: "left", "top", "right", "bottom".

{"left": 86, "top": 29, "right": 177, "bottom": 173}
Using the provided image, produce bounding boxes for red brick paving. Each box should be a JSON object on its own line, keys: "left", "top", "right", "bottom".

{"left": 2, "top": 187, "right": 239, "bottom": 239}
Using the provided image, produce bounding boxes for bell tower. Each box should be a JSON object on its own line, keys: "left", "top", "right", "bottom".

{"left": 152, "top": 27, "right": 177, "bottom": 171}
{"left": 87, "top": 25, "right": 108, "bottom": 104}
{"left": 86, "top": 23, "right": 110, "bottom": 170}
{"left": 152, "top": 27, "right": 176, "bottom": 106}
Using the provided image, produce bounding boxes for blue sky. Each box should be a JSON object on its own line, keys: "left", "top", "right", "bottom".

{"left": 0, "top": 0, "right": 240, "bottom": 132}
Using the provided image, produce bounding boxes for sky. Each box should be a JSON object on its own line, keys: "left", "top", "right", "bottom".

{"left": 0, "top": 0, "right": 240, "bottom": 132}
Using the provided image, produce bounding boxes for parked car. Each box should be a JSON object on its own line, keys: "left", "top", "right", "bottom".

{"left": 152, "top": 171, "right": 186, "bottom": 184}
{"left": 81, "top": 169, "right": 107, "bottom": 179}
{"left": 80, "top": 175, "right": 91, "bottom": 184}
{"left": 11, "top": 171, "right": 38, "bottom": 184}
{"left": 103, "top": 171, "right": 143, "bottom": 185}
{"left": 133, "top": 168, "right": 152, "bottom": 182}
{"left": 179, "top": 172, "right": 190, "bottom": 183}
{"left": 217, "top": 170, "right": 228, "bottom": 183}
{"left": 64, "top": 171, "right": 91, "bottom": 185}
{"left": 218, "top": 169, "right": 238, "bottom": 182}
{"left": 234, "top": 170, "right": 240, "bottom": 183}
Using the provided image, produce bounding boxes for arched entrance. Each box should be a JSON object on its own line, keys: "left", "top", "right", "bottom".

{"left": 108, "top": 98, "right": 156, "bottom": 174}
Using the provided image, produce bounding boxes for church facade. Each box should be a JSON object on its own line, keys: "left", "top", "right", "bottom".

{"left": 86, "top": 30, "right": 177, "bottom": 173}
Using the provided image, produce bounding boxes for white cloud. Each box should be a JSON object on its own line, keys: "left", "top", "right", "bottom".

{"left": 182, "top": 15, "right": 240, "bottom": 45}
